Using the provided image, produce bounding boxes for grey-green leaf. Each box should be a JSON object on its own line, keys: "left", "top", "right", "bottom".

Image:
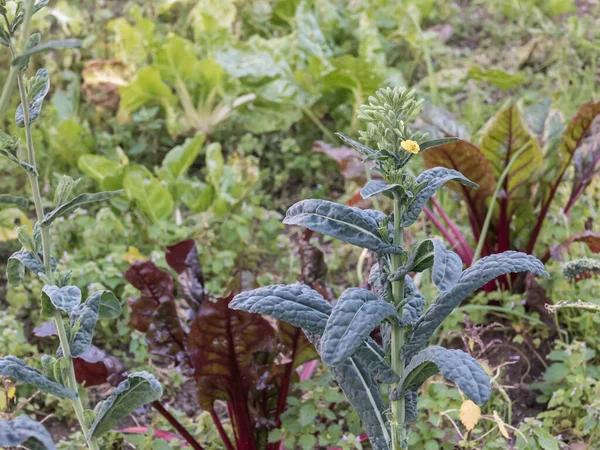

{"left": 401, "top": 167, "right": 478, "bottom": 227}
{"left": 0, "top": 356, "right": 76, "bottom": 399}
{"left": 41, "top": 191, "right": 123, "bottom": 226}
{"left": 12, "top": 39, "right": 82, "bottom": 67}
{"left": 230, "top": 283, "right": 331, "bottom": 334}
{"left": 6, "top": 248, "right": 55, "bottom": 288}
{"left": 42, "top": 285, "right": 81, "bottom": 313}
{"left": 321, "top": 288, "right": 397, "bottom": 366}
{"left": 306, "top": 333, "right": 390, "bottom": 450}
{"left": 404, "top": 252, "right": 547, "bottom": 360}
{"left": 70, "top": 291, "right": 114, "bottom": 357}
{"left": 284, "top": 199, "right": 403, "bottom": 254}
{"left": 419, "top": 137, "right": 460, "bottom": 151}
{"left": 0, "top": 415, "right": 56, "bottom": 450}
{"left": 0, "top": 194, "right": 29, "bottom": 207}
{"left": 404, "top": 390, "right": 419, "bottom": 423}
{"left": 389, "top": 240, "right": 434, "bottom": 281}
{"left": 355, "top": 338, "right": 399, "bottom": 383}
{"left": 431, "top": 239, "right": 462, "bottom": 292}
{"left": 89, "top": 372, "right": 163, "bottom": 439}
{"left": 391, "top": 346, "right": 491, "bottom": 408}
{"left": 16, "top": 69, "right": 50, "bottom": 127}
{"left": 335, "top": 132, "right": 378, "bottom": 158}
{"left": 0, "top": 148, "right": 38, "bottom": 175}
{"left": 403, "top": 275, "right": 426, "bottom": 326}
{"left": 360, "top": 180, "right": 412, "bottom": 200}
{"left": 98, "top": 291, "right": 121, "bottom": 319}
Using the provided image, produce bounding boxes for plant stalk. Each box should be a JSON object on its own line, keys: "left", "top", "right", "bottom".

{"left": 16, "top": 56, "right": 100, "bottom": 450}
{"left": 390, "top": 195, "right": 406, "bottom": 449}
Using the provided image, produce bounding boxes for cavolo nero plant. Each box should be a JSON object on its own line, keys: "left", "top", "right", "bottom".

{"left": 0, "top": 2, "right": 162, "bottom": 449}
{"left": 230, "top": 87, "right": 548, "bottom": 450}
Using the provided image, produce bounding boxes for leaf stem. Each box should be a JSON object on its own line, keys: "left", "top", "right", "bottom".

{"left": 152, "top": 401, "right": 205, "bottom": 450}
{"left": 390, "top": 195, "right": 406, "bottom": 449}
{"left": 15, "top": 47, "right": 100, "bottom": 450}
{"left": 472, "top": 146, "right": 527, "bottom": 263}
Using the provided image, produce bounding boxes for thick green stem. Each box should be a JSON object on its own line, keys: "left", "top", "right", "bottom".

{"left": 15, "top": 55, "right": 100, "bottom": 450}
{"left": 390, "top": 196, "right": 406, "bottom": 449}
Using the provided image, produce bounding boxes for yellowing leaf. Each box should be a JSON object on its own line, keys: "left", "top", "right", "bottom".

{"left": 7, "top": 386, "right": 16, "bottom": 399}
{"left": 123, "top": 247, "right": 148, "bottom": 265}
{"left": 459, "top": 399, "right": 481, "bottom": 431}
{"left": 493, "top": 410, "right": 510, "bottom": 439}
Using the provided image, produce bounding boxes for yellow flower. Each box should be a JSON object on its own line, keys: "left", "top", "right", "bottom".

{"left": 401, "top": 140, "right": 420, "bottom": 154}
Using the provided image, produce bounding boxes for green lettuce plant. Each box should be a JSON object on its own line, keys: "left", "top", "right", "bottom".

{"left": 230, "top": 87, "right": 547, "bottom": 449}
{"left": 0, "top": 1, "right": 162, "bottom": 448}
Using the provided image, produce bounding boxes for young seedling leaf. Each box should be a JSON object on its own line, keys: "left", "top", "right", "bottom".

{"left": 431, "top": 239, "right": 462, "bottom": 292}
{"left": 391, "top": 346, "right": 491, "bottom": 406}
{"left": 12, "top": 39, "right": 82, "bottom": 67}
{"left": 401, "top": 167, "right": 478, "bottom": 226}
{"left": 230, "top": 283, "right": 331, "bottom": 334}
{"left": 89, "top": 372, "right": 163, "bottom": 439}
{"left": 42, "top": 285, "right": 81, "bottom": 313}
{"left": 284, "top": 199, "right": 403, "bottom": 254}
{"left": 41, "top": 191, "right": 123, "bottom": 226}
{"left": 404, "top": 252, "right": 547, "bottom": 360}
{"left": 360, "top": 180, "right": 412, "bottom": 200}
{"left": 0, "top": 356, "right": 76, "bottom": 399}
{"left": 0, "top": 415, "right": 56, "bottom": 450}
{"left": 321, "top": 288, "right": 397, "bottom": 366}
{"left": 15, "top": 69, "right": 50, "bottom": 127}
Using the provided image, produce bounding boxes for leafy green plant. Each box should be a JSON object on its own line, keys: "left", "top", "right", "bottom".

{"left": 0, "top": 2, "right": 162, "bottom": 448}
{"left": 230, "top": 86, "right": 547, "bottom": 449}
{"left": 123, "top": 238, "right": 320, "bottom": 450}
{"left": 533, "top": 340, "right": 600, "bottom": 445}
{"left": 418, "top": 100, "right": 600, "bottom": 280}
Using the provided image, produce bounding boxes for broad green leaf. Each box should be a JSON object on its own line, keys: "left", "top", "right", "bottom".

{"left": 89, "top": 372, "right": 163, "bottom": 438}
{"left": 467, "top": 65, "right": 525, "bottom": 90}
{"left": 401, "top": 168, "right": 478, "bottom": 227}
{"left": 215, "top": 47, "right": 283, "bottom": 81}
{"left": 119, "top": 67, "right": 175, "bottom": 115}
{"left": 98, "top": 291, "right": 121, "bottom": 319}
{"left": 0, "top": 194, "right": 29, "bottom": 207}
{"left": 524, "top": 98, "right": 565, "bottom": 153}
{"left": 12, "top": 39, "right": 82, "bottom": 67}
{"left": 480, "top": 104, "right": 543, "bottom": 215}
{"left": 391, "top": 346, "right": 491, "bottom": 407}
{"left": 295, "top": 1, "right": 332, "bottom": 65}
{"left": 306, "top": 333, "right": 390, "bottom": 450}
{"left": 420, "top": 139, "right": 495, "bottom": 227}
{"left": 108, "top": 17, "right": 154, "bottom": 65}
{"left": 161, "top": 134, "right": 205, "bottom": 179}
{"left": 360, "top": 180, "right": 412, "bottom": 200}
{"left": 181, "top": 181, "right": 214, "bottom": 213}
{"left": 42, "top": 285, "right": 81, "bottom": 313}
{"left": 41, "top": 191, "right": 123, "bottom": 226}
{"left": 416, "top": 102, "right": 471, "bottom": 141}
{"left": 431, "top": 239, "right": 462, "bottom": 292}
{"left": 230, "top": 283, "right": 331, "bottom": 334}
{"left": 153, "top": 35, "right": 200, "bottom": 84}
{"left": 0, "top": 356, "right": 76, "bottom": 399}
{"left": 206, "top": 142, "right": 225, "bottom": 186}
{"left": 404, "top": 252, "right": 547, "bottom": 359}
{"left": 123, "top": 166, "right": 174, "bottom": 223}
{"left": 321, "top": 288, "right": 396, "bottom": 366}
{"left": 16, "top": 69, "right": 50, "bottom": 127}
{"left": 0, "top": 415, "right": 56, "bottom": 450}
{"left": 77, "top": 155, "right": 121, "bottom": 183}
{"left": 284, "top": 199, "right": 403, "bottom": 254}
{"left": 70, "top": 291, "right": 119, "bottom": 357}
